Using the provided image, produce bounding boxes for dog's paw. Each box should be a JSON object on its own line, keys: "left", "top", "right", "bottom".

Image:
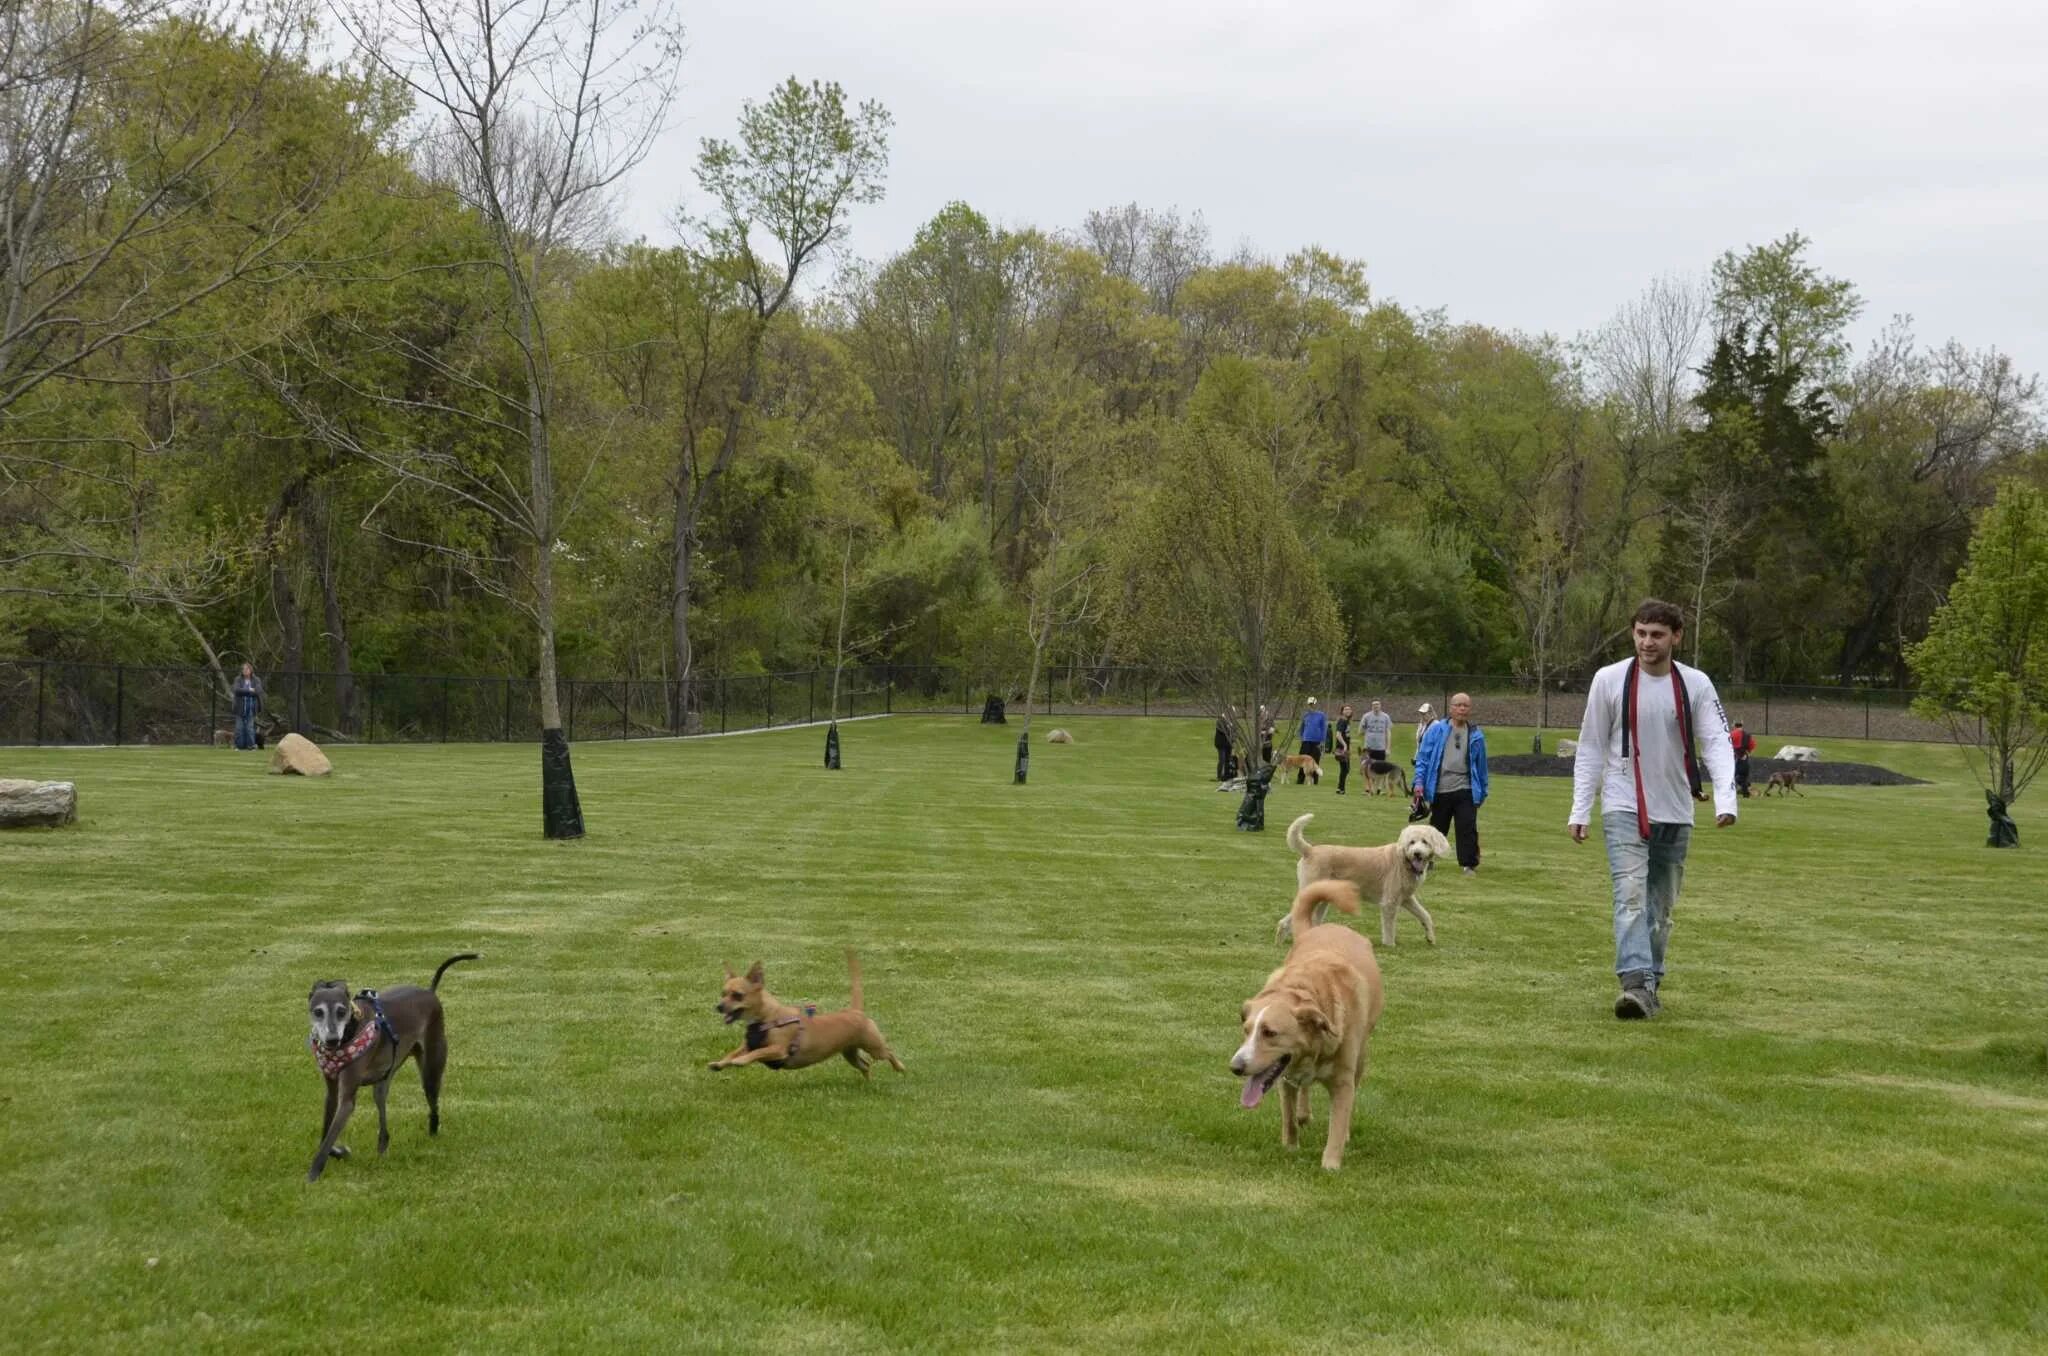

{"left": 328, "top": 1145, "right": 351, "bottom": 1159}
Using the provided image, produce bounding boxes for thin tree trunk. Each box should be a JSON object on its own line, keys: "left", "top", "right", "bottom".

{"left": 307, "top": 491, "right": 354, "bottom": 732}
{"left": 672, "top": 479, "right": 697, "bottom": 725}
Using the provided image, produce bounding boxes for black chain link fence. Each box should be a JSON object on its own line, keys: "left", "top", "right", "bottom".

{"left": 0, "top": 657, "right": 1968, "bottom": 747}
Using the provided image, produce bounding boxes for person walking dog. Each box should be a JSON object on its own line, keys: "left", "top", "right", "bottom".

{"left": 1296, "top": 697, "right": 1328, "bottom": 783}
{"left": 1568, "top": 599, "right": 1738, "bottom": 1020}
{"left": 1413, "top": 693, "right": 1487, "bottom": 873}
{"left": 1360, "top": 698, "right": 1393, "bottom": 768}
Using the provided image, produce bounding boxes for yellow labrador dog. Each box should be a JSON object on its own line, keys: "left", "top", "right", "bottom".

{"left": 1232, "top": 879, "right": 1385, "bottom": 1171}
{"left": 1277, "top": 814, "right": 1451, "bottom": 947}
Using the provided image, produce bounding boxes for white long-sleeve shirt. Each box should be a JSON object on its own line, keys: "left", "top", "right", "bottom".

{"left": 1569, "top": 659, "right": 1738, "bottom": 828}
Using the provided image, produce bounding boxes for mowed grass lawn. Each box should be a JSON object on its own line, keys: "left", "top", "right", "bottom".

{"left": 3, "top": 716, "right": 2046, "bottom": 1354}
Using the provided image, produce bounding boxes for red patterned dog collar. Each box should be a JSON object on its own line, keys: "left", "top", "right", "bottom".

{"left": 310, "top": 1012, "right": 379, "bottom": 1078}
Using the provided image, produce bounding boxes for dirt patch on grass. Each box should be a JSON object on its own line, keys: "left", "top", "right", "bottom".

{"left": 1488, "top": 754, "right": 1928, "bottom": 786}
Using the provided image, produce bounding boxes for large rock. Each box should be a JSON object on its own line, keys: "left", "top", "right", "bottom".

{"left": 1555, "top": 739, "right": 1578, "bottom": 758}
{"left": 268, "top": 733, "right": 333, "bottom": 777}
{"left": 1774, "top": 745, "right": 1822, "bottom": 762}
{"left": 0, "top": 779, "right": 77, "bottom": 828}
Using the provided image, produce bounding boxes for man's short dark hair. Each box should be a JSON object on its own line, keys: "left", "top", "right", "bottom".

{"left": 1633, "top": 598, "right": 1684, "bottom": 631}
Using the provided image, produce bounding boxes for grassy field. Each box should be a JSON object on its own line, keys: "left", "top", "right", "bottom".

{"left": 3, "top": 716, "right": 2045, "bottom": 1354}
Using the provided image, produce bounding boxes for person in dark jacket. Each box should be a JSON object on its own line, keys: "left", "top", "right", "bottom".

{"left": 232, "top": 663, "right": 265, "bottom": 751}
{"left": 1214, "top": 712, "right": 1235, "bottom": 781}
{"left": 1332, "top": 703, "right": 1354, "bottom": 795}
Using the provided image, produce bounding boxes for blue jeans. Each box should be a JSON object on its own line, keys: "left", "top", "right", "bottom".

{"left": 1603, "top": 817, "right": 1689, "bottom": 985}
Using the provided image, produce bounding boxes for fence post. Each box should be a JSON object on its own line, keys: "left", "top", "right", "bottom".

{"left": 366, "top": 677, "right": 376, "bottom": 743}
{"left": 1864, "top": 690, "right": 1871, "bottom": 740}
{"left": 885, "top": 664, "right": 893, "bottom": 715}
{"left": 1763, "top": 690, "right": 1770, "bottom": 736}
{"left": 36, "top": 661, "right": 47, "bottom": 745}
{"left": 440, "top": 678, "right": 450, "bottom": 743}
{"left": 115, "top": 664, "right": 125, "bottom": 745}
{"left": 1142, "top": 670, "right": 1149, "bottom": 717}
{"left": 809, "top": 670, "right": 816, "bottom": 725}
{"left": 766, "top": 677, "right": 774, "bottom": 730}
{"left": 207, "top": 673, "right": 216, "bottom": 746}
{"left": 503, "top": 678, "right": 513, "bottom": 742}
{"left": 622, "top": 683, "right": 630, "bottom": 741}
{"left": 567, "top": 680, "right": 577, "bottom": 742}
{"left": 719, "top": 677, "right": 728, "bottom": 734}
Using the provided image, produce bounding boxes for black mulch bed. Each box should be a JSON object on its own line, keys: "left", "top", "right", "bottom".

{"left": 1488, "top": 754, "right": 1929, "bottom": 787}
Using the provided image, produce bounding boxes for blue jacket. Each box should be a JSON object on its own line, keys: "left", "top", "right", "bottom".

{"left": 1299, "top": 708, "right": 1328, "bottom": 744}
{"left": 1414, "top": 720, "right": 1488, "bottom": 805}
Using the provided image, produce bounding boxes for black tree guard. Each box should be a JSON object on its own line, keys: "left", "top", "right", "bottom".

{"left": 1014, "top": 731, "right": 1029, "bottom": 784}
{"left": 1236, "top": 765, "right": 1274, "bottom": 831}
{"left": 981, "top": 695, "right": 1007, "bottom": 724}
{"left": 1987, "top": 791, "right": 2019, "bottom": 848}
{"left": 824, "top": 720, "right": 841, "bottom": 769}
{"left": 541, "top": 727, "right": 585, "bottom": 839}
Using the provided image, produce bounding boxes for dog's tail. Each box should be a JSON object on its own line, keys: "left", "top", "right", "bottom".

{"left": 846, "top": 948, "right": 863, "bottom": 1011}
{"left": 1286, "top": 813, "right": 1315, "bottom": 859}
{"left": 431, "top": 953, "right": 480, "bottom": 990}
{"left": 1288, "top": 880, "right": 1359, "bottom": 936}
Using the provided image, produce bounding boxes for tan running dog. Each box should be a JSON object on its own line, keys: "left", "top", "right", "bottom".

{"left": 711, "top": 951, "right": 905, "bottom": 1078}
{"left": 1232, "top": 880, "right": 1385, "bottom": 1171}
{"left": 1277, "top": 814, "right": 1450, "bottom": 947}
{"left": 1278, "top": 752, "right": 1322, "bottom": 784}
{"left": 1761, "top": 767, "right": 1806, "bottom": 797}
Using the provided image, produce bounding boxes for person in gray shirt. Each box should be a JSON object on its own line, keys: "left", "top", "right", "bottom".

{"left": 1359, "top": 699, "right": 1394, "bottom": 763}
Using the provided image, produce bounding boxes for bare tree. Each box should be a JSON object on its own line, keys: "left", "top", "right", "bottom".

{"left": 0, "top": 0, "right": 340, "bottom": 420}
{"left": 1664, "top": 485, "right": 1742, "bottom": 667}
{"left": 321, "top": 0, "right": 682, "bottom": 836}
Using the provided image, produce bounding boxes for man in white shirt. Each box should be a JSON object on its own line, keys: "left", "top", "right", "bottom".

{"left": 1568, "top": 600, "right": 1738, "bottom": 1019}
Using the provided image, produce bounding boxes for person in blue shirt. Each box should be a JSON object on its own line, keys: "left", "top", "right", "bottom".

{"left": 1412, "top": 692, "right": 1488, "bottom": 872}
{"left": 1295, "top": 697, "right": 1328, "bottom": 784}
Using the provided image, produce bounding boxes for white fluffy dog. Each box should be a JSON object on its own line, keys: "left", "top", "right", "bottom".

{"left": 1276, "top": 814, "right": 1453, "bottom": 947}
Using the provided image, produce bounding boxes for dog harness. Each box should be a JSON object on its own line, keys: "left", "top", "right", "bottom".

{"left": 310, "top": 1010, "right": 381, "bottom": 1078}
{"left": 745, "top": 1015, "right": 804, "bottom": 1069}
{"left": 1620, "top": 660, "right": 1703, "bottom": 840}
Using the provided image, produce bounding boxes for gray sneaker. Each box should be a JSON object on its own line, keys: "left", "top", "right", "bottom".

{"left": 1614, "top": 971, "right": 1656, "bottom": 1020}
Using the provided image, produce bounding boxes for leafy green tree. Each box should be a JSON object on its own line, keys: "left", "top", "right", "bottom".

{"left": 1117, "top": 401, "right": 1342, "bottom": 795}
{"left": 1710, "top": 231, "right": 1862, "bottom": 390}
{"left": 1908, "top": 483, "right": 2048, "bottom": 827}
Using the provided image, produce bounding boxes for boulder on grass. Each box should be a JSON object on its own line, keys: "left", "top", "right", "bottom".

{"left": 1555, "top": 739, "right": 1577, "bottom": 758}
{"left": 268, "top": 733, "right": 332, "bottom": 777}
{"left": 1047, "top": 729, "right": 1073, "bottom": 744}
{"left": 0, "top": 778, "right": 77, "bottom": 828}
{"left": 1774, "top": 745, "right": 1822, "bottom": 762}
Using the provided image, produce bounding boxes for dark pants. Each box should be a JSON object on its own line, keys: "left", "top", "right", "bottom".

{"left": 1734, "top": 756, "right": 1751, "bottom": 797}
{"left": 1430, "top": 789, "right": 1480, "bottom": 869}
{"left": 1297, "top": 740, "right": 1321, "bottom": 782}
{"left": 1215, "top": 742, "right": 1233, "bottom": 781}
{"left": 1335, "top": 755, "right": 1350, "bottom": 792}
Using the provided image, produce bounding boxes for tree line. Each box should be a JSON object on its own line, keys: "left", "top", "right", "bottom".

{"left": 6, "top": 0, "right": 2046, "bottom": 729}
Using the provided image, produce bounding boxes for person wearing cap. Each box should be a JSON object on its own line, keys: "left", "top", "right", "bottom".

{"left": 1295, "top": 697, "right": 1328, "bottom": 784}
{"left": 1413, "top": 703, "right": 1432, "bottom": 768}
{"left": 1729, "top": 720, "right": 1756, "bottom": 797}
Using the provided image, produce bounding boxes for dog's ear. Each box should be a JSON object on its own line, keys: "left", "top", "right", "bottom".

{"left": 1294, "top": 1006, "right": 1331, "bottom": 1041}
{"left": 746, "top": 961, "right": 764, "bottom": 985}
{"left": 1427, "top": 827, "right": 1451, "bottom": 855}
{"left": 723, "top": 962, "right": 735, "bottom": 979}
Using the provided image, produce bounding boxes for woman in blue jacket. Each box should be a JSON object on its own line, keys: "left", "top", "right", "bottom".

{"left": 1412, "top": 691, "right": 1487, "bottom": 873}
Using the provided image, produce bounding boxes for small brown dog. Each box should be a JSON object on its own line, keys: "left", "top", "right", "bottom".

{"left": 1232, "top": 880, "right": 1385, "bottom": 1171}
{"left": 1762, "top": 768, "right": 1806, "bottom": 797}
{"left": 711, "top": 950, "right": 905, "bottom": 1078}
{"left": 1278, "top": 753, "right": 1322, "bottom": 785}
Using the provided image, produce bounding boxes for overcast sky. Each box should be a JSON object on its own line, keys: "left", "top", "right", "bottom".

{"left": 618, "top": 0, "right": 2048, "bottom": 378}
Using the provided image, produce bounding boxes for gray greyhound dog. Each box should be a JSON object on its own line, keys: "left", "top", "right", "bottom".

{"left": 306, "top": 952, "right": 478, "bottom": 1182}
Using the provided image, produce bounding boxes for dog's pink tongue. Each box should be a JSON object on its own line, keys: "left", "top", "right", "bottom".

{"left": 1241, "top": 1076, "right": 1267, "bottom": 1109}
